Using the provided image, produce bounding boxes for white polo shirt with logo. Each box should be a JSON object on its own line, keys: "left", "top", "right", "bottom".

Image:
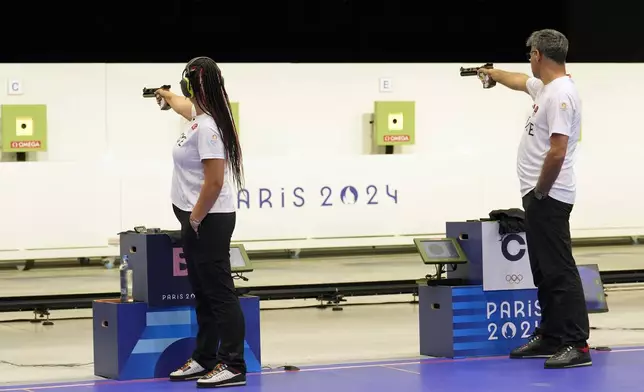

{"left": 171, "top": 106, "right": 235, "bottom": 213}
{"left": 516, "top": 76, "right": 581, "bottom": 205}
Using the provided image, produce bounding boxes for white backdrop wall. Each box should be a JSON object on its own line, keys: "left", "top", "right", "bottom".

{"left": 0, "top": 63, "right": 642, "bottom": 252}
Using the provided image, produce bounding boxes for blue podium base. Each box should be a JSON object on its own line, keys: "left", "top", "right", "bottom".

{"left": 93, "top": 295, "right": 261, "bottom": 380}
{"left": 419, "top": 285, "right": 540, "bottom": 358}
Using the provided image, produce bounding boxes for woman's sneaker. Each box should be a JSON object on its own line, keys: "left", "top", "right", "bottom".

{"left": 170, "top": 359, "right": 208, "bottom": 381}
{"left": 197, "top": 364, "right": 246, "bottom": 388}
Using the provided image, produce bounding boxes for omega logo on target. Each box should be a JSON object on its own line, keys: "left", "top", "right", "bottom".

{"left": 486, "top": 299, "right": 541, "bottom": 341}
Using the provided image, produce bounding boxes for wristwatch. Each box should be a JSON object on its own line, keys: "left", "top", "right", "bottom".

{"left": 534, "top": 189, "right": 547, "bottom": 200}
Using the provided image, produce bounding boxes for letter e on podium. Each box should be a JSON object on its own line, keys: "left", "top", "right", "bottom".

{"left": 173, "top": 248, "right": 188, "bottom": 277}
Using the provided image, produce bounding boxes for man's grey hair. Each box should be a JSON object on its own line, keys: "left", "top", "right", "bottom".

{"left": 526, "top": 29, "right": 569, "bottom": 64}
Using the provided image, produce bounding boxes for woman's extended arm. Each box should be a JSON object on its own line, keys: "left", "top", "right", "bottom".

{"left": 156, "top": 89, "right": 194, "bottom": 121}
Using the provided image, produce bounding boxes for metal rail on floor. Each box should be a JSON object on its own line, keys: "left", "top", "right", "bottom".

{"left": 0, "top": 269, "right": 643, "bottom": 314}
{"left": 1, "top": 234, "right": 641, "bottom": 268}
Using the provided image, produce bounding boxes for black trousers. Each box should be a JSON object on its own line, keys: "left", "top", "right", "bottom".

{"left": 173, "top": 205, "right": 246, "bottom": 373}
{"left": 522, "top": 190, "right": 590, "bottom": 347}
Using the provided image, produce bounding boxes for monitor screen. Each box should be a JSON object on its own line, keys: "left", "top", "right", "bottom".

{"left": 414, "top": 238, "right": 468, "bottom": 264}
{"left": 578, "top": 264, "right": 609, "bottom": 313}
{"left": 230, "top": 245, "right": 253, "bottom": 273}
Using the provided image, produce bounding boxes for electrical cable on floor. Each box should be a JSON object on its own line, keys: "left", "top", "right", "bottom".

{"left": 0, "top": 360, "right": 93, "bottom": 368}
{"left": 262, "top": 300, "right": 418, "bottom": 311}
{"left": 591, "top": 326, "right": 644, "bottom": 331}
{"left": 261, "top": 365, "right": 300, "bottom": 371}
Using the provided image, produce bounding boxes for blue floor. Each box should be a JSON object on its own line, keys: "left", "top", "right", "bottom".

{"left": 3, "top": 347, "right": 643, "bottom": 392}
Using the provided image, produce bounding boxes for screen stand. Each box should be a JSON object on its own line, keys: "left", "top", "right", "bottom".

{"left": 424, "top": 264, "right": 468, "bottom": 287}
{"left": 436, "top": 263, "right": 445, "bottom": 280}
{"left": 424, "top": 263, "right": 445, "bottom": 284}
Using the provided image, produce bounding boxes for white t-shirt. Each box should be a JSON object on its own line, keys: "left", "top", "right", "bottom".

{"left": 171, "top": 106, "right": 235, "bottom": 213}
{"left": 516, "top": 75, "right": 581, "bottom": 205}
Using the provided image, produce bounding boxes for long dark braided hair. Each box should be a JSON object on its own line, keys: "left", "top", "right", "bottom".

{"left": 187, "top": 57, "right": 244, "bottom": 191}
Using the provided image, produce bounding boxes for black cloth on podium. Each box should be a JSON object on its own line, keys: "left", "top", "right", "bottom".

{"left": 489, "top": 208, "right": 526, "bottom": 235}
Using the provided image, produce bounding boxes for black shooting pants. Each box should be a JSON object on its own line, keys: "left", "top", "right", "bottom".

{"left": 173, "top": 205, "right": 246, "bottom": 373}
{"left": 522, "top": 190, "right": 590, "bottom": 347}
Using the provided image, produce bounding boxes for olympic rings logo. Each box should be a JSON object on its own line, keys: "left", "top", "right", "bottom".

{"left": 505, "top": 274, "right": 523, "bottom": 284}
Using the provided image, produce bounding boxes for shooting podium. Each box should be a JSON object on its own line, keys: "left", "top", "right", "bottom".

{"left": 92, "top": 230, "right": 261, "bottom": 380}
{"left": 415, "top": 220, "right": 608, "bottom": 359}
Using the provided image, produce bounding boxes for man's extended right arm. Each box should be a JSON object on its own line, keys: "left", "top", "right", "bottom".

{"left": 479, "top": 68, "right": 544, "bottom": 100}
{"left": 480, "top": 69, "right": 530, "bottom": 93}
